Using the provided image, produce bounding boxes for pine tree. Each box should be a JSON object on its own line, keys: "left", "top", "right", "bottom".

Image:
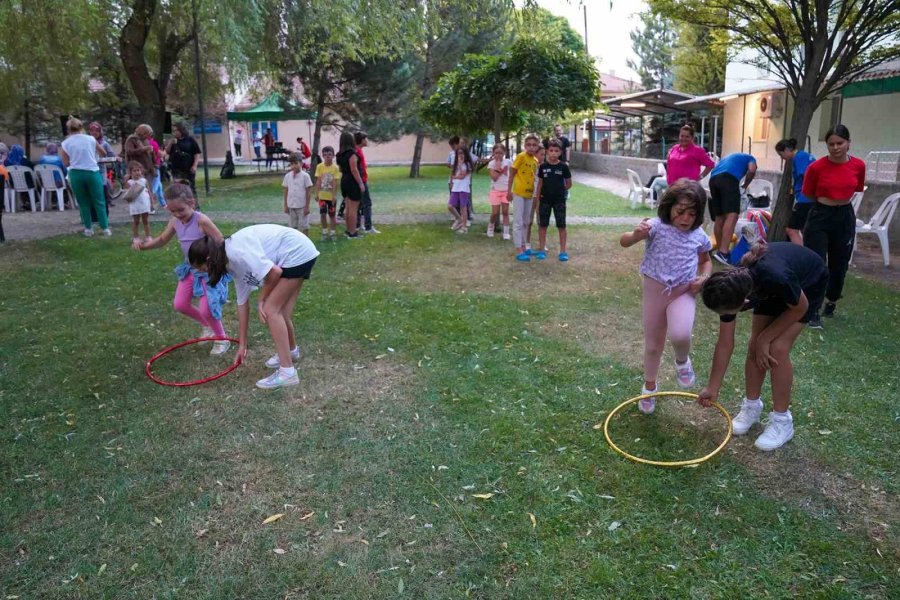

{"left": 627, "top": 10, "right": 677, "bottom": 89}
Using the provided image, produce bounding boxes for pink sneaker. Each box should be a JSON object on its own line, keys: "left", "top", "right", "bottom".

{"left": 675, "top": 358, "right": 696, "bottom": 388}
{"left": 638, "top": 385, "right": 656, "bottom": 414}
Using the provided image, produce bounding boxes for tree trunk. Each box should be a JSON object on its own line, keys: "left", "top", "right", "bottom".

{"left": 310, "top": 89, "right": 327, "bottom": 174}
{"left": 409, "top": 133, "right": 425, "bottom": 178}
{"left": 23, "top": 99, "right": 31, "bottom": 156}
{"left": 492, "top": 102, "right": 502, "bottom": 144}
{"left": 410, "top": 36, "right": 433, "bottom": 178}
{"left": 769, "top": 91, "right": 817, "bottom": 242}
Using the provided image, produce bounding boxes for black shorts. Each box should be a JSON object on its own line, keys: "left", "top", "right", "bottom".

{"left": 318, "top": 200, "right": 336, "bottom": 216}
{"left": 340, "top": 177, "right": 362, "bottom": 202}
{"left": 753, "top": 273, "right": 828, "bottom": 323}
{"left": 788, "top": 202, "right": 813, "bottom": 230}
{"left": 538, "top": 197, "right": 566, "bottom": 228}
{"left": 280, "top": 257, "right": 317, "bottom": 280}
{"left": 708, "top": 173, "right": 741, "bottom": 219}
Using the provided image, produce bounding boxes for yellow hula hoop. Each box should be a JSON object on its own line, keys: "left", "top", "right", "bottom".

{"left": 603, "top": 391, "right": 733, "bottom": 468}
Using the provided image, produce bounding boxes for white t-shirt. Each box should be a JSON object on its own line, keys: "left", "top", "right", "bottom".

{"left": 489, "top": 157, "right": 511, "bottom": 191}
{"left": 282, "top": 170, "right": 313, "bottom": 208}
{"left": 225, "top": 224, "right": 320, "bottom": 305}
{"left": 450, "top": 163, "right": 471, "bottom": 193}
{"left": 61, "top": 134, "right": 99, "bottom": 171}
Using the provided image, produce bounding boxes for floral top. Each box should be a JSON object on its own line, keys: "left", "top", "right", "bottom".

{"left": 640, "top": 218, "right": 712, "bottom": 288}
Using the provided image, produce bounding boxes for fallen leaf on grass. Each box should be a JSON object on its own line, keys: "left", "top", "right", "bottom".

{"left": 298, "top": 511, "right": 315, "bottom": 521}
{"left": 273, "top": 548, "right": 286, "bottom": 555}
{"left": 608, "top": 521, "right": 621, "bottom": 532}
{"left": 153, "top": 517, "right": 162, "bottom": 525}
{"left": 592, "top": 422, "right": 603, "bottom": 430}
{"left": 97, "top": 564, "right": 107, "bottom": 575}
{"left": 598, "top": 495, "right": 616, "bottom": 500}
{"left": 818, "top": 430, "right": 833, "bottom": 436}
{"left": 528, "top": 513, "right": 537, "bottom": 528}
{"left": 472, "top": 493, "right": 494, "bottom": 499}
{"left": 262, "top": 513, "right": 284, "bottom": 525}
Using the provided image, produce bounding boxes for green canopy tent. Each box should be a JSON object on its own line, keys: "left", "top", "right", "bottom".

{"left": 226, "top": 93, "right": 317, "bottom": 122}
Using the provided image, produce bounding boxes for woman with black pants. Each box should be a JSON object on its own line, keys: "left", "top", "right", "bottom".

{"left": 800, "top": 124, "right": 866, "bottom": 328}
{"left": 336, "top": 131, "right": 364, "bottom": 238}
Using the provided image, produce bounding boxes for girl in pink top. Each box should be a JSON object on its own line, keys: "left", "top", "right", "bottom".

{"left": 133, "top": 183, "right": 231, "bottom": 356}
{"left": 666, "top": 124, "right": 716, "bottom": 185}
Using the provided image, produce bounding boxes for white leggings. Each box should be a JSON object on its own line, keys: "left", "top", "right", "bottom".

{"left": 512, "top": 194, "right": 533, "bottom": 248}
{"left": 642, "top": 277, "right": 696, "bottom": 383}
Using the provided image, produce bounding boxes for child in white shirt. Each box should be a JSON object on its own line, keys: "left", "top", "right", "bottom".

{"left": 282, "top": 153, "right": 314, "bottom": 234}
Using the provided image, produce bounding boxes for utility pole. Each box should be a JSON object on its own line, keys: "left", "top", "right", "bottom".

{"left": 191, "top": 0, "right": 211, "bottom": 196}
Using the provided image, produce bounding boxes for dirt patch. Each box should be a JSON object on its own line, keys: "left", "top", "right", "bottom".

{"left": 539, "top": 310, "right": 644, "bottom": 371}
{"left": 850, "top": 239, "right": 900, "bottom": 292}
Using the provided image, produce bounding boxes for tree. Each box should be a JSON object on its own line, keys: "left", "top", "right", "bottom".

{"left": 673, "top": 23, "right": 727, "bottom": 95}
{"left": 651, "top": 0, "right": 900, "bottom": 240}
{"left": 627, "top": 10, "right": 677, "bottom": 89}
{"left": 422, "top": 38, "right": 601, "bottom": 143}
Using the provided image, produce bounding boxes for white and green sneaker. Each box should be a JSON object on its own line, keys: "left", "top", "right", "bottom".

{"left": 265, "top": 346, "right": 301, "bottom": 368}
{"left": 256, "top": 367, "right": 299, "bottom": 390}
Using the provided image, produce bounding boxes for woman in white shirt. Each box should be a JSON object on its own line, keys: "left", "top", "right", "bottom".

{"left": 60, "top": 118, "right": 108, "bottom": 237}
{"left": 189, "top": 224, "right": 320, "bottom": 389}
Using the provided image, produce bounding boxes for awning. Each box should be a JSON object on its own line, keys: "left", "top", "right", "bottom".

{"left": 226, "top": 93, "right": 317, "bottom": 122}
{"left": 602, "top": 87, "right": 705, "bottom": 118}
{"left": 673, "top": 82, "right": 785, "bottom": 110}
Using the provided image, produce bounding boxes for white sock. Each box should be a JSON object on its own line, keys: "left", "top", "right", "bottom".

{"left": 772, "top": 409, "right": 791, "bottom": 419}
{"left": 745, "top": 397, "right": 763, "bottom": 404}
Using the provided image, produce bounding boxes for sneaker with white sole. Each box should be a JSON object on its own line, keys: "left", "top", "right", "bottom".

{"left": 210, "top": 340, "right": 231, "bottom": 356}
{"left": 265, "top": 346, "right": 301, "bottom": 368}
{"left": 487, "top": 224, "right": 495, "bottom": 238}
{"left": 102, "top": 228, "right": 112, "bottom": 236}
{"left": 365, "top": 227, "right": 381, "bottom": 234}
{"left": 638, "top": 385, "right": 657, "bottom": 414}
{"left": 83, "top": 228, "right": 94, "bottom": 237}
{"left": 674, "top": 358, "right": 696, "bottom": 388}
{"left": 256, "top": 367, "right": 300, "bottom": 390}
{"left": 502, "top": 227, "right": 510, "bottom": 240}
{"left": 198, "top": 326, "right": 215, "bottom": 345}
{"left": 754, "top": 411, "right": 794, "bottom": 451}
{"left": 732, "top": 398, "right": 764, "bottom": 435}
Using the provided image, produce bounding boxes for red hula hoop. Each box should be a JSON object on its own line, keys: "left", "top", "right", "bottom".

{"left": 146, "top": 337, "right": 242, "bottom": 387}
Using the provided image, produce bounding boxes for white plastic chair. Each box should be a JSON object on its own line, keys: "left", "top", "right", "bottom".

{"left": 850, "top": 188, "right": 867, "bottom": 214}
{"left": 34, "top": 164, "right": 67, "bottom": 211}
{"left": 855, "top": 193, "right": 899, "bottom": 267}
{"left": 626, "top": 168, "right": 653, "bottom": 209}
{"left": 7, "top": 165, "right": 41, "bottom": 212}
{"left": 707, "top": 151, "right": 719, "bottom": 164}
{"left": 747, "top": 179, "right": 774, "bottom": 202}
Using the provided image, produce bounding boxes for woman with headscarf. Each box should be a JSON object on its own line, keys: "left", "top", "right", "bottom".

{"left": 5, "top": 144, "right": 36, "bottom": 209}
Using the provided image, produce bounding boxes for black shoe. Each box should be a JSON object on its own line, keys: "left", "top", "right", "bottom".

{"left": 807, "top": 316, "right": 823, "bottom": 330}
{"left": 823, "top": 302, "right": 836, "bottom": 318}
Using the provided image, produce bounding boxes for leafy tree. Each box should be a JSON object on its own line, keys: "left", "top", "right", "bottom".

{"left": 651, "top": 0, "right": 900, "bottom": 240}
{"left": 627, "top": 10, "right": 677, "bottom": 89}
{"left": 673, "top": 23, "right": 727, "bottom": 95}
{"left": 422, "top": 37, "right": 601, "bottom": 143}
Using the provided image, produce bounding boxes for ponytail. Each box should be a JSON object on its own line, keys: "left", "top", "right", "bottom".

{"left": 188, "top": 236, "right": 228, "bottom": 286}
{"left": 774, "top": 138, "right": 798, "bottom": 152}
{"left": 702, "top": 268, "right": 754, "bottom": 312}
{"left": 739, "top": 242, "right": 767, "bottom": 267}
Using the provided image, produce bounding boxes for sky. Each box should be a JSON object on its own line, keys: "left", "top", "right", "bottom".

{"left": 533, "top": 0, "right": 647, "bottom": 81}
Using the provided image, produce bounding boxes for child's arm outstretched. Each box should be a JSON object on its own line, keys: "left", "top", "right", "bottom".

{"left": 698, "top": 320, "right": 736, "bottom": 407}
{"left": 619, "top": 218, "right": 652, "bottom": 247}
{"left": 135, "top": 218, "right": 177, "bottom": 250}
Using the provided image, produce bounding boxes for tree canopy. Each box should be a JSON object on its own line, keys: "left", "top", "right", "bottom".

{"left": 627, "top": 10, "right": 677, "bottom": 89}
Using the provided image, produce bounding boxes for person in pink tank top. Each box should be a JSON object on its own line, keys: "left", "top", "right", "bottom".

{"left": 133, "top": 183, "right": 232, "bottom": 356}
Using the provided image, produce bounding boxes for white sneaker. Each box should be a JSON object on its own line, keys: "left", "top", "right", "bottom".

{"left": 365, "top": 227, "right": 381, "bottom": 234}
{"left": 102, "top": 228, "right": 112, "bottom": 236}
{"left": 256, "top": 368, "right": 299, "bottom": 389}
{"left": 732, "top": 398, "right": 764, "bottom": 435}
{"left": 265, "top": 346, "right": 301, "bottom": 368}
{"left": 502, "top": 227, "right": 510, "bottom": 240}
{"left": 456, "top": 227, "right": 468, "bottom": 234}
{"left": 451, "top": 220, "right": 462, "bottom": 231}
{"left": 210, "top": 340, "right": 231, "bottom": 356}
{"left": 83, "top": 228, "right": 94, "bottom": 237}
{"left": 199, "top": 326, "right": 214, "bottom": 344}
{"left": 754, "top": 411, "right": 794, "bottom": 451}
{"left": 486, "top": 224, "right": 495, "bottom": 238}
{"left": 674, "top": 358, "right": 696, "bottom": 388}
{"left": 638, "top": 385, "right": 656, "bottom": 414}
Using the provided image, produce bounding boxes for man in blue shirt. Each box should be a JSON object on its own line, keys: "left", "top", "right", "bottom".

{"left": 708, "top": 152, "right": 757, "bottom": 264}
{"left": 775, "top": 139, "right": 816, "bottom": 245}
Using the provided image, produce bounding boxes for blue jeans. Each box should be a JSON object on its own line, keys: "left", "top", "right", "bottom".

{"left": 152, "top": 172, "right": 165, "bottom": 207}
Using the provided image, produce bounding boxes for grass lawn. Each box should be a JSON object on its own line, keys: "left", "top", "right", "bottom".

{"left": 1, "top": 224, "right": 898, "bottom": 599}
{"left": 196, "top": 165, "right": 644, "bottom": 218}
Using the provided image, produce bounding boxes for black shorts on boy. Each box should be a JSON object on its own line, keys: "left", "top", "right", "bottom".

{"left": 788, "top": 202, "right": 813, "bottom": 230}
{"left": 708, "top": 173, "right": 741, "bottom": 218}
{"left": 538, "top": 197, "right": 566, "bottom": 229}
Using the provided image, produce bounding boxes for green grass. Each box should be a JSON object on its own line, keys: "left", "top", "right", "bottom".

{"left": 195, "top": 165, "right": 640, "bottom": 218}
{"left": 1, "top": 225, "right": 898, "bottom": 599}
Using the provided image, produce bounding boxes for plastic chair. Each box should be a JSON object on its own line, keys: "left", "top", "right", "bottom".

{"left": 34, "top": 164, "right": 67, "bottom": 211}
{"left": 850, "top": 187, "right": 867, "bottom": 214}
{"left": 7, "top": 165, "right": 41, "bottom": 212}
{"left": 626, "top": 168, "right": 653, "bottom": 209}
{"left": 855, "top": 193, "right": 899, "bottom": 267}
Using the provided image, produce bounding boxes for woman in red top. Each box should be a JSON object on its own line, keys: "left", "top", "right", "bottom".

{"left": 800, "top": 124, "right": 866, "bottom": 327}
